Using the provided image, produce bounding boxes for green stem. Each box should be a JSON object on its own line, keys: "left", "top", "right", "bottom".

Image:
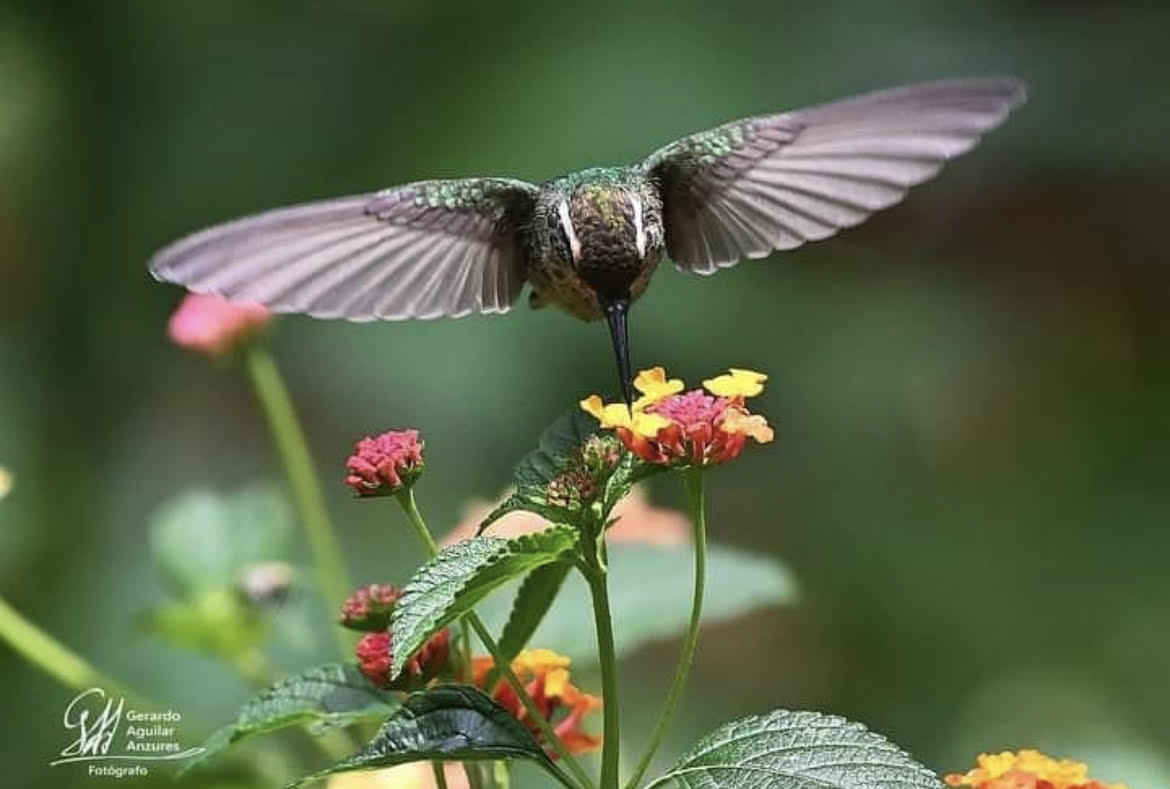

{"left": 432, "top": 762, "right": 451, "bottom": 789}
{"left": 396, "top": 488, "right": 442, "bottom": 556}
{"left": 459, "top": 619, "right": 474, "bottom": 681}
{"left": 0, "top": 596, "right": 139, "bottom": 702}
{"left": 394, "top": 491, "right": 594, "bottom": 789}
{"left": 623, "top": 468, "right": 707, "bottom": 789}
{"left": 584, "top": 552, "right": 621, "bottom": 789}
{"left": 245, "top": 345, "right": 351, "bottom": 656}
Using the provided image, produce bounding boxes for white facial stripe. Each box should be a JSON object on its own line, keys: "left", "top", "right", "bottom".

{"left": 631, "top": 192, "right": 647, "bottom": 258}
{"left": 557, "top": 199, "right": 583, "bottom": 262}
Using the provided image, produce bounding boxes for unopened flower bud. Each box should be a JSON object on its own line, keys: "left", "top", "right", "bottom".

{"left": 355, "top": 627, "right": 450, "bottom": 688}
{"left": 355, "top": 631, "right": 394, "bottom": 687}
{"left": 345, "top": 430, "right": 425, "bottom": 497}
{"left": 339, "top": 583, "right": 401, "bottom": 632}
{"left": 167, "top": 293, "right": 271, "bottom": 357}
{"left": 577, "top": 435, "right": 622, "bottom": 476}
{"left": 545, "top": 470, "right": 597, "bottom": 510}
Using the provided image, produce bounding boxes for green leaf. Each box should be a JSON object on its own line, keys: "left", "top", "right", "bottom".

{"left": 143, "top": 587, "right": 263, "bottom": 658}
{"left": 648, "top": 709, "right": 943, "bottom": 789}
{"left": 390, "top": 527, "right": 579, "bottom": 678}
{"left": 293, "top": 686, "right": 563, "bottom": 787}
{"left": 601, "top": 452, "right": 666, "bottom": 514}
{"left": 496, "top": 561, "right": 573, "bottom": 663}
{"left": 150, "top": 484, "right": 292, "bottom": 593}
{"left": 480, "top": 408, "right": 603, "bottom": 531}
{"left": 515, "top": 407, "right": 601, "bottom": 489}
{"left": 478, "top": 541, "right": 797, "bottom": 664}
{"left": 184, "top": 663, "right": 398, "bottom": 773}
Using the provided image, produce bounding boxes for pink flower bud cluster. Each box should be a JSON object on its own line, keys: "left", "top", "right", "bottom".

{"left": 344, "top": 430, "right": 424, "bottom": 496}
{"left": 338, "top": 583, "right": 401, "bottom": 632}
{"left": 355, "top": 628, "right": 450, "bottom": 688}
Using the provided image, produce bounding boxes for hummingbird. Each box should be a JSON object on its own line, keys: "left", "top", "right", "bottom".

{"left": 149, "top": 77, "right": 1025, "bottom": 404}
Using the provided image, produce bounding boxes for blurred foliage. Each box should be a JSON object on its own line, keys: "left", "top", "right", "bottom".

{"left": 144, "top": 485, "right": 290, "bottom": 662}
{"left": 477, "top": 542, "right": 797, "bottom": 665}
{"left": 1, "top": 1, "right": 1168, "bottom": 787}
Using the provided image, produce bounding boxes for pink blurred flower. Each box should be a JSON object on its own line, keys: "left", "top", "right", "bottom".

{"left": 345, "top": 430, "right": 425, "bottom": 496}
{"left": 442, "top": 485, "right": 689, "bottom": 548}
{"left": 167, "top": 293, "right": 271, "bottom": 356}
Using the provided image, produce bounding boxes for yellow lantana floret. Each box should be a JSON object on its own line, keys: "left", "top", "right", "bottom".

{"left": 703, "top": 368, "right": 768, "bottom": 398}
{"left": 632, "top": 367, "right": 684, "bottom": 410}
{"left": 580, "top": 395, "right": 671, "bottom": 438}
{"left": 946, "top": 750, "right": 1128, "bottom": 789}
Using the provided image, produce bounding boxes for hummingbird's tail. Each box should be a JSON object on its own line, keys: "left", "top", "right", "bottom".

{"left": 603, "top": 297, "right": 634, "bottom": 407}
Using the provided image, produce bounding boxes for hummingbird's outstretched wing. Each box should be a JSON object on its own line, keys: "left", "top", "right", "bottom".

{"left": 641, "top": 77, "right": 1026, "bottom": 275}
{"left": 149, "top": 178, "right": 538, "bottom": 321}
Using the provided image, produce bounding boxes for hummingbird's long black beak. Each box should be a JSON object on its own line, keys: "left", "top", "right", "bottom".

{"left": 603, "top": 297, "right": 634, "bottom": 406}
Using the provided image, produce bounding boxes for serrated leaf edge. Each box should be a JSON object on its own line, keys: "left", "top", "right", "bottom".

{"left": 652, "top": 709, "right": 942, "bottom": 789}
{"left": 390, "top": 527, "right": 578, "bottom": 677}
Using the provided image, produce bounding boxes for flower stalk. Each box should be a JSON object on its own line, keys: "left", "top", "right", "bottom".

{"left": 393, "top": 489, "right": 595, "bottom": 789}
{"left": 624, "top": 468, "right": 707, "bottom": 789}
{"left": 0, "top": 595, "right": 140, "bottom": 703}
{"left": 245, "top": 345, "right": 352, "bottom": 654}
{"left": 582, "top": 550, "right": 621, "bottom": 789}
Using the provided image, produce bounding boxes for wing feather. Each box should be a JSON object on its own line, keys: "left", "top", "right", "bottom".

{"left": 148, "top": 178, "right": 538, "bottom": 321}
{"left": 643, "top": 77, "right": 1026, "bottom": 274}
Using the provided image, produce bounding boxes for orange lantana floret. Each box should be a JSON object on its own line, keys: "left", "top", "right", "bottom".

{"left": 472, "top": 648, "right": 601, "bottom": 756}
{"left": 945, "top": 750, "right": 1130, "bottom": 789}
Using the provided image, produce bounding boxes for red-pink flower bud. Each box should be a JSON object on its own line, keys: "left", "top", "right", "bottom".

{"left": 354, "top": 627, "right": 451, "bottom": 688}
{"left": 355, "top": 631, "right": 394, "bottom": 687}
{"left": 167, "top": 293, "right": 271, "bottom": 357}
{"left": 345, "top": 430, "right": 425, "bottom": 496}
{"left": 339, "top": 583, "right": 401, "bottom": 632}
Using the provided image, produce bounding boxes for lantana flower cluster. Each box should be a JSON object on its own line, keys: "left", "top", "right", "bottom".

{"left": 581, "top": 367, "right": 773, "bottom": 467}
{"left": 946, "top": 750, "right": 1130, "bottom": 789}
{"left": 472, "top": 648, "right": 602, "bottom": 756}
{"left": 345, "top": 430, "right": 425, "bottom": 496}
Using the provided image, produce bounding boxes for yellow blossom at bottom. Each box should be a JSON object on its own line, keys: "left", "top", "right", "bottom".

{"left": 946, "top": 750, "right": 1130, "bottom": 789}
{"left": 327, "top": 762, "right": 468, "bottom": 789}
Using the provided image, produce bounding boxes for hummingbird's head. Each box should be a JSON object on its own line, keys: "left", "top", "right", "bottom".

{"left": 557, "top": 183, "right": 648, "bottom": 301}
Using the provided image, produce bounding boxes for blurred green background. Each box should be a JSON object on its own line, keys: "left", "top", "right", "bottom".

{"left": 2, "top": 1, "right": 1168, "bottom": 787}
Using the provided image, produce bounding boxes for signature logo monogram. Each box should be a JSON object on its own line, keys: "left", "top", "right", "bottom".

{"left": 55, "top": 688, "right": 125, "bottom": 763}
{"left": 49, "top": 688, "right": 203, "bottom": 772}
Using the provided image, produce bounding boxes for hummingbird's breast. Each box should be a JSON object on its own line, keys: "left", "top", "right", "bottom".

{"left": 525, "top": 171, "right": 664, "bottom": 321}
